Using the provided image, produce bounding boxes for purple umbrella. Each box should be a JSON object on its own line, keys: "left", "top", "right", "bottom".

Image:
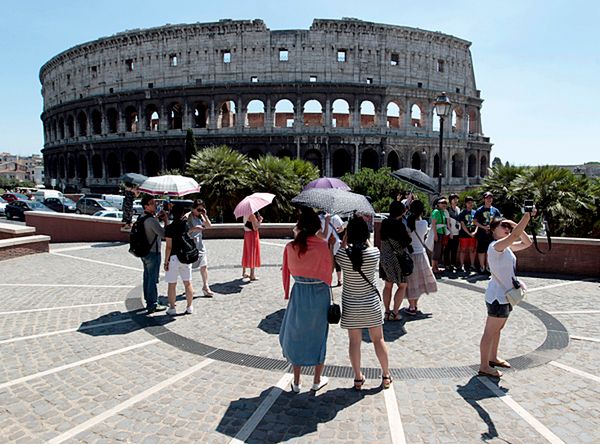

{"left": 303, "top": 177, "right": 351, "bottom": 191}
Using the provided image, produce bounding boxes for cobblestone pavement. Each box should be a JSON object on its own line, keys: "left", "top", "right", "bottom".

{"left": 0, "top": 239, "right": 598, "bottom": 443}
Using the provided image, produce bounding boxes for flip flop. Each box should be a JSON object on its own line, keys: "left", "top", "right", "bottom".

{"left": 478, "top": 370, "right": 502, "bottom": 378}
{"left": 382, "top": 375, "right": 393, "bottom": 389}
{"left": 490, "top": 360, "right": 511, "bottom": 368}
{"left": 353, "top": 376, "right": 365, "bottom": 390}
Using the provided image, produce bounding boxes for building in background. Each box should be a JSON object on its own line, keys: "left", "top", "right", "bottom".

{"left": 0, "top": 153, "right": 44, "bottom": 185}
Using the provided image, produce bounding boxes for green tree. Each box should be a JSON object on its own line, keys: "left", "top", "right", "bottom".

{"left": 477, "top": 163, "right": 527, "bottom": 219}
{"left": 184, "top": 129, "right": 197, "bottom": 163}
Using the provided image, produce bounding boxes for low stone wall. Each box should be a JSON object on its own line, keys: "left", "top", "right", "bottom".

{"left": 0, "top": 235, "right": 51, "bottom": 262}
{"left": 0, "top": 223, "right": 36, "bottom": 240}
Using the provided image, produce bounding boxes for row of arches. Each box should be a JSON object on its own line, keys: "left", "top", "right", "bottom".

{"left": 44, "top": 97, "right": 482, "bottom": 143}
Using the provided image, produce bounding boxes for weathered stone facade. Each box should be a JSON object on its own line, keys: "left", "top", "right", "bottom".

{"left": 40, "top": 18, "right": 492, "bottom": 193}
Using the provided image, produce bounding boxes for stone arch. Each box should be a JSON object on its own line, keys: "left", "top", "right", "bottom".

{"left": 166, "top": 150, "right": 184, "bottom": 171}
{"left": 193, "top": 101, "right": 209, "bottom": 128}
{"left": 245, "top": 99, "right": 265, "bottom": 128}
{"left": 467, "top": 154, "right": 477, "bottom": 177}
{"left": 217, "top": 100, "right": 236, "bottom": 128}
{"left": 274, "top": 99, "right": 294, "bottom": 128}
{"left": 410, "top": 104, "right": 423, "bottom": 128}
{"left": 91, "top": 154, "right": 103, "bottom": 178}
{"left": 480, "top": 155, "right": 488, "bottom": 177}
{"left": 360, "top": 100, "right": 376, "bottom": 128}
{"left": 77, "top": 111, "right": 88, "bottom": 136}
{"left": 386, "top": 101, "right": 403, "bottom": 128}
{"left": 66, "top": 115, "right": 75, "bottom": 138}
{"left": 304, "top": 149, "right": 322, "bottom": 172}
{"left": 106, "top": 153, "right": 120, "bottom": 178}
{"left": 77, "top": 154, "right": 88, "bottom": 179}
{"left": 144, "top": 151, "right": 160, "bottom": 176}
{"left": 91, "top": 110, "right": 102, "bottom": 135}
{"left": 58, "top": 117, "right": 65, "bottom": 139}
{"left": 124, "top": 106, "right": 138, "bottom": 132}
{"left": 451, "top": 153, "right": 463, "bottom": 177}
{"left": 452, "top": 107, "right": 465, "bottom": 133}
{"left": 411, "top": 152, "right": 422, "bottom": 170}
{"left": 361, "top": 148, "right": 379, "bottom": 170}
{"left": 51, "top": 120, "right": 57, "bottom": 141}
{"left": 303, "top": 99, "right": 323, "bottom": 127}
{"left": 168, "top": 102, "right": 182, "bottom": 130}
{"left": 276, "top": 148, "right": 294, "bottom": 158}
{"left": 49, "top": 157, "right": 58, "bottom": 178}
{"left": 145, "top": 104, "right": 160, "bottom": 131}
{"left": 124, "top": 151, "right": 139, "bottom": 174}
{"left": 331, "top": 99, "right": 350, "bottom": 128}
{"left": 332, "top": 149, "right": 352, "bottom": 177}
{"left": 247, "top": 148, "right": 263, "bottom": 159}
{"left": 467, "top": 108, "right": 479, "bottom": 134}
{"left": 431, "top": 109, "right": 440, "bottom": 132}
{"left": 387, "top": 150, "right": 400, "bottom": 170}
{"left": 107, "top": 108, "right": 118, "bottom": 133}
{"left": 58, "top": 156, "right": 66, "bottom": 179}
{"left": 67, "top": 156, "right": 76, "bottom": 179}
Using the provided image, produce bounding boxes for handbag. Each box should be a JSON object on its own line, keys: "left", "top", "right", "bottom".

{"left": 397, "top": 250, "right": 414, "bottom": 276}
{"left": 327, "top": 288, "right": 341, "bottom": 324}
{"left": 490, "top": 269, "right": 526, "bottom": 306}
{"left": 415, "top": 226, "right": 435, "bottom": 253}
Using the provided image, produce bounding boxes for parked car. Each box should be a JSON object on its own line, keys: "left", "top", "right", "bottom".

{"left": 43, "top": 197, "right": 77, "bottom": 213}
{"left": 2, "top": 192, "right": 30, "bottom": 203}
{"left": 0, "top": 197, "right": 7, "bottom": 216}
{"left": 33, "top": 190, "right": 64, "bottom": 202}
{"left": 5, "top": 200, "right": 54, "bottom": 220}
{"left": 132, "top": 199, "right": 143, "bottom": 215}
{"left": 76, "top": 198, "right": 119, "bottom": 215}
{"left": 93, "top": 210, "right": 124, "bottom": 219}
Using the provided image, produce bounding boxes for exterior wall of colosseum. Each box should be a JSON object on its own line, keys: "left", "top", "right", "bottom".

{"left": 40, "top": 18, "right": 492, "bottom": 193}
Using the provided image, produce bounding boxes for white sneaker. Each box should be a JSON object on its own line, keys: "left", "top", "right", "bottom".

{"left": 311, "top": 376, "right": 329, "bottom": 392}
{"left": 185, "top": 306, "right": 194, "bottom": 315}
{"left": 291, "top": 382, "right": 301, "bottom": 393}
{"left": 166, "top": 307, "right": 177, "bottom": 316}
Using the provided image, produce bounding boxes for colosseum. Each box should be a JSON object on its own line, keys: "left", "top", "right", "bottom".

{"left": 40, "top": 18, "right": 492, "bottom": 193}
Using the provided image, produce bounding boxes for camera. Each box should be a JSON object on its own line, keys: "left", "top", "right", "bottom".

{"left": 512, "top": 277, "right": 522, "bottom": 289}
{"left": 523, "top": 199, "right": 534, "bottom": 213}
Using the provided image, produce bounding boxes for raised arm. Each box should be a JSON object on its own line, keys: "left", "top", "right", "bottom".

{"left": 493, "top": 212, "right": 533, "bottom": 252}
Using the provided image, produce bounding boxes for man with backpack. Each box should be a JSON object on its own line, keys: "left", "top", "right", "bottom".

{"left": 138, "top": 195, "right": 168, "bottom": 313}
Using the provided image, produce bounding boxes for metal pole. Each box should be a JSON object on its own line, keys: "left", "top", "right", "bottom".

{"left": 438, "top": 116, "right": 444, "bottom": 194}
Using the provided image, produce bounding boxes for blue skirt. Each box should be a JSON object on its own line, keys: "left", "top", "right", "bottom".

{"left": 279, "top": 276, "right": 330, "bottom": 366}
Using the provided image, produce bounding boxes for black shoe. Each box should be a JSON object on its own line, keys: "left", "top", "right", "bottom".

{"left": 146, "top": 304, "right": 167, "bottom": 314}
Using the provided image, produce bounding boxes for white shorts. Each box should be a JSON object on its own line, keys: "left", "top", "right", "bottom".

{"left": 192, "top": 249, "right": 208, "bottom": 269}
{"left": 165, "top": 255, "right": 192, "bottom": 283}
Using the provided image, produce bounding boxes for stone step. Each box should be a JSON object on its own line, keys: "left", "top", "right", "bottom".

{"left": 0, "top": 235, "right": 51, "bottom": 262}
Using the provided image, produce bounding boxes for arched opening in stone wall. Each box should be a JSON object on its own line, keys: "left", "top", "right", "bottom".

{"left": 452, "top": 154, "right": 463, "bottom": 177}
{"left": 49, "top": 158, "right": 58, "bottom": 178}
{"left": 433, "top": 154, "right": 440, "bottom": 178}
{"left": 276, "top": 148, "right": 294, "bottom": 159}
{"left": 480, "top": 156, "right": 488, "bottom": 177}
{"left": 168, "top": 102, "right": 182, "bottom": 130}
{"left": 360, "top": 100, "right": 376, "bottom": 128}
{"left": 67, "top": 156, "right": 76, "bottom": 178}
{"left": 468, "top": 154, "right": 477, "bottom": 177}
{"left": 124, "top": 152, "right": 139, "bottom": 174}
{"left": 77, "top": 155, "right": 88, "bottom": 180}
{"left": 274, "top": 99, "right": 294, "bottom": 128}
{"left": 67, "top": 115, "right": 75, "bottom": 138}
{"left": 361, "top": 149, "right": 379, "bottom": 170}
{"left": 331, "top": 99, "right": 350, "bottom": 128}
{"left": 125, "top": 106, "right": 138, "bottom": 132}
{"left": 144, "top": 151, "right": 160, "bottom": 176}
{"left": 193, "top": 102, "right": 209, "bottom": 128}
{"left": 467, "top": 109, "right": 478, "bottom": 134}
{"left": 304, "top": 149, "right": 322, "bottom": 172}
{"left": 332, "top": 149, "right": 352, "bottom": 177}
{"left": 92, "top": 154, "right": 103, "bottom": 178}
{"left": 106, "top": 153, "right": 120, "bottom": 178}
{"left": 91, "top": 110, "right": 102, "bottom": 135}
{"left": 386, "top": 102, "right": 402, "bottom": 128}
{"left": 77, "top": 112, "right": 87, "bottom": 137}
{"left": 387, "top": 150, "right": 400, "bottom": 170}
{"left": 58, "top": 156, "right": 66, "bottom": 179}
{"left": 247, "top": 149, "right": 263, "bottom": 159}
{"left": 107, "top": 108, "right": 118, "bottom": 133}
{"left": 411, "top": 152, "right": 422, "bottom": 171}
{"left": 58, "top": 117, "right": 65, "bottom": 139}
{"left": 452, "top": 108, "right": 464, "bottom": 133}
{"left": 166, "top": 150, "right": 183, "bottom": 172}
{"left": 145, "top": 104, "right": 160, "bottom": 131}
{"left": 303, "top": 100, "right": 323, "bottom": 127}
{"left": 217, "top": 100, "right": 236, "bottom": 128}
{"left": 51, "top": 120, "right": 57, "bottom": 141}
{"left": 410, "top": 104, "right": 423, "bottom": 128}
{"left": 431, "top": 109, "right": 440, "bottom": 132}
{"left": 245, "top": 100, "right": 265, "bottom": 128}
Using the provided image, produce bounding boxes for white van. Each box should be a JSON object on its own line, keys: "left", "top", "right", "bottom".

{"left": 101, "top": 194, "right": 124, "bottom": 210}
{"left": 33, "top": 190, "right": 64, "bottom": 202}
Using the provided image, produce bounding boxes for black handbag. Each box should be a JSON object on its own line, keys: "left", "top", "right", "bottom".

{"left": 398, "top": 250, "right": 414, "bottom": 276}
{"left": 327, "top": 288, "right": 341, "bottom": 324}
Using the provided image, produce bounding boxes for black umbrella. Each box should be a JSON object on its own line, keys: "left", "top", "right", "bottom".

{"left": 119, "top": 172, "right": 148, "bottom": 186}
{"left": 390, "top": 168, "right": 437, "bottom": 194}
{"left": 291, "top": 188, "right": 375, "bottom": 217}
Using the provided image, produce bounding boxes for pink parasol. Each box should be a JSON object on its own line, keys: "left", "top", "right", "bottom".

{"left": 234, "top": 192, "right": 275, "bottom": 219}
{"left": 303, "top": 177, "right": 351, "bottom": 191}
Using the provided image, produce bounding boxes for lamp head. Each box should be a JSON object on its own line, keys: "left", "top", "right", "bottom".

{"left": 434, "top": 92, "right": 452, "bottom": 118}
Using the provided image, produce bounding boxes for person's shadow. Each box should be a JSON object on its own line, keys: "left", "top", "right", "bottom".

{"left": 216, "top": 386, "right": 380, "bottom": 442}
{"left": 78, "top": 308, "right": 175, "bottom": 336}
{"left": 208, "top": 278, "right": 250, "bottom": 295}
{"left": 457, "top": 376, "right": 510, "bottom": 442}
{"left": 362, "top": 319, "right": 407, "bottom": 343}
{"left": 257, "top": 309, "right": 286, "bottom": 334}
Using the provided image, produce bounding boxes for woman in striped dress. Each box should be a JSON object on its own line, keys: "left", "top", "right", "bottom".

{"left": 335, "top": 217, "right": 392, "bottom": 390}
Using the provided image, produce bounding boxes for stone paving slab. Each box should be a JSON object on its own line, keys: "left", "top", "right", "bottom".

{"left": 0, "top": 286, "right": 132, "bottom": 311}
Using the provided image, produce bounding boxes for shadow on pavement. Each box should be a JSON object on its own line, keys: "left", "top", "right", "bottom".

{"left": 362, "top": 319, "right": 407, "bottom": 343}
{"left": 257, "top": 308, "right": 285, "bottom": 335}
{"left": 209, "top": 278, "right": 251, "bottom": 295}
{"left": 217, "top": 386, "right": 379, "bottom": 442}
{"left": 78, "top": 309, "right": 174, "bottom": 336}
{"left": 91, "top": 242, "right": 127, "bottom": 248}
{"left": 456, "top": 376, "right": 509, "bottom": 442}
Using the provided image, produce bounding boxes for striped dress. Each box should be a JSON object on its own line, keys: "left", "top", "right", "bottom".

{"left": 335, "top": 246, "right": 384, "bottom": 329}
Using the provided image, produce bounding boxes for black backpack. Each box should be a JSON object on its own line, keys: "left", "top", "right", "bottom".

{"left": 129, "top": 215, "right": 157, "bottom": 257}
{"left": 177, "top": 231, "right": 200, "bottom": 264}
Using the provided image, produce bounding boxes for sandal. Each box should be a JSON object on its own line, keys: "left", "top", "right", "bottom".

{"left": 382, "top": 375, "right": 393, "bottom": 389}
{"left": 202, "top": 288, "right": 214, "bottom": 298}
{"left": 478, "top": 369, "right": 503, "bottom": 378}
{"left": 384, "top": 311, "right": 391, "bottom": 321}
{"left": 489, "top": 359, "right": 511, "bottom": 369}
{"left": 389, "top": 311, "right": 401, "bottom": 321}
{"left": 353, "top": 376, "right": 366, "bottom": 390}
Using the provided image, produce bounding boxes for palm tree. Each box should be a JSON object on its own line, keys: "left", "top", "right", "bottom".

{"left": 479, "top": 163, "right": 527, "bottom": 219}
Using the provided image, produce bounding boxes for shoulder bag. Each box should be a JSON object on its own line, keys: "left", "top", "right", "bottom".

{"left": 490, "top": 268, "right": 526, "bottom": 306}
{"left": 414, "top": 225, "right": 434, "bottom": 253}
{"left": 327, "top": 288, "right": 341, "bottom": 324}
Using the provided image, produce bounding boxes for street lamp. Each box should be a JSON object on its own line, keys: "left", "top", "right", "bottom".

{"left": 434, "top": 92, "right": 452, "bottom": 194}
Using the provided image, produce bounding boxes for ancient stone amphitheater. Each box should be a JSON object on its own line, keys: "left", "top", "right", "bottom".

{"left": 40, "top": 18, "right": 492, "bottom": 193}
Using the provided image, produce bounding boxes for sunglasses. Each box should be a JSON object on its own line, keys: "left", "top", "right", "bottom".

{"left": 500, "top": 222, "right": 513, "bottom": 231}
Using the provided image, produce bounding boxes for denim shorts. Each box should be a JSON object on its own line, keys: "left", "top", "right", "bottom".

{"left": 486, "top": 300, "right": 513, "bottom": 318}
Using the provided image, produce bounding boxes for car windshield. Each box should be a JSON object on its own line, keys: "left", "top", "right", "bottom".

{"left": 0, "top": 197, "right": 6, "bottom": 203}
{"left": 13, "top": 193, "right": 28, "bottom": 200}
{"left": 97, "top": 200, "right": 113, "bottom": 207}
{"left": 62, "top": 198, "right": 76, "bottom": 205}
{"left": 29, "top": 201, "right": 46, "bottom": 209}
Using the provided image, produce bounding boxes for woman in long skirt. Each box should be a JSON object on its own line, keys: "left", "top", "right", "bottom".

{"left": 279, "top": 208, "right": 333, "bottom": 393}
{"left": 242, "top": 212, "right": 262, "bottom": 280}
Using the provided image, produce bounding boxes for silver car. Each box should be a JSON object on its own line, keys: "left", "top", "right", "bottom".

{"left": 76, "top": 198, "right": 119, "bottom": 215}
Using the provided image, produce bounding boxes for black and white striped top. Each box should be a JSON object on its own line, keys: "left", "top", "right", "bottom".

{"left": 335, "top": 246, "right": 383, "bottom": 329}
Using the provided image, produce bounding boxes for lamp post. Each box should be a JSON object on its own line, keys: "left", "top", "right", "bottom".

{"left": 434, "top": 92, "right": 452, "bottom": 194}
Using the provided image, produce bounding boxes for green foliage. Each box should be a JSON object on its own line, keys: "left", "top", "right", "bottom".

{"left": 0, "top": 177, "right": 36, "bottom": 189}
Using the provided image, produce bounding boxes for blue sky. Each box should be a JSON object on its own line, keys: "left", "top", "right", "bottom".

{"left": 1, "top": 0, "right": 598, "bottom": 165}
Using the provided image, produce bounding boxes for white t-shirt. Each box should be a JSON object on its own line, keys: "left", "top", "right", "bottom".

{"left": 408, "top": 219, "right": 429, "bottom": 254}
{"left": 486, "top": 240, "right": 517, "bottom": 304}
{"left": 320, "top": 214, "right": 343, "bottom": 255}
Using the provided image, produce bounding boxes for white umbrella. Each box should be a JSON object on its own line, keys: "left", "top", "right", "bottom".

{"left": 234, "top": 193, "right": 275, "bottom": 219}
{"left": 138, "top": 175, "right": 201, "bottom": 197}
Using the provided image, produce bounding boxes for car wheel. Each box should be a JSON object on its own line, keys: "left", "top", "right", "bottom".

{"left": 6, "top": 211, "right": 12, "bottom": 220}
{"left": 75, "top": 209, "right": 81, "bottom": 214}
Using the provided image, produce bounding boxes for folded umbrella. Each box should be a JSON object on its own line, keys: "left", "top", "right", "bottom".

{"left": 138, "top": 175, "right": 201, "bottom": 197}
{"left": 119, "top": 172, "right": 147, "bottom": 186}
{"left": 291, "top": 188, "right": 374, "bottom": 217}
{"left": 303, "top": 177, "right": 351, "bottom": 191}
{"left": 390, "top": 168, "right": 437, "bottom": 194}
{"left": 234, "top": 192, "right": 275, "bottom": 219}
